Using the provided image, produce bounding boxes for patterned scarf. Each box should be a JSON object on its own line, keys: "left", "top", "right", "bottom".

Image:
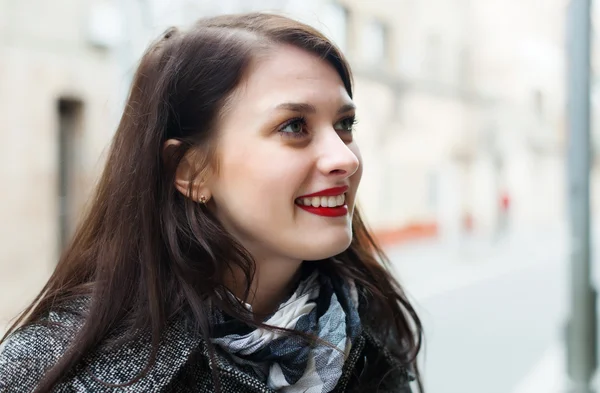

{"left": 211, "top": 267, "right": 362, "bottom": 393}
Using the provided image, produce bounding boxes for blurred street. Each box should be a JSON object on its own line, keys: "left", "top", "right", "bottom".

{"left": 388, "top": 227, "right": 571, "bottom": 393}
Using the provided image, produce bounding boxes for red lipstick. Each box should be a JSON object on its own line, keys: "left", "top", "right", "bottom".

{"left": 297, "top": 186, "right": 348, "bottom": 198}
{"left": 295, "top": 186, "right": 349, "bottom": 217}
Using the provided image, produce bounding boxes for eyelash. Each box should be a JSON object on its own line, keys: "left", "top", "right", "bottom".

{"left": 278, "top": 116, "right": 358, "bottom": 140}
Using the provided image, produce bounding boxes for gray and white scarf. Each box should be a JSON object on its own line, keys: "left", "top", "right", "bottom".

{"left": 211, "top": 267, "right": 362, "bottom": 393}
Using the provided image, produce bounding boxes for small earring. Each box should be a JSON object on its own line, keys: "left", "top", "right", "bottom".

{"left": 199, "top": 195, "right": 208, "bottom": 204}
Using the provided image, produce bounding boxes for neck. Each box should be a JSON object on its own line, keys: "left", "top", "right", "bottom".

{"left": 227, "top": 257, "right": 304, "bottom": 318}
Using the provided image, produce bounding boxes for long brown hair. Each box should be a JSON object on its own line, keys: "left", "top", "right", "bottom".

{"left": 3, "top": 13, "right": 423, "bottom": 392}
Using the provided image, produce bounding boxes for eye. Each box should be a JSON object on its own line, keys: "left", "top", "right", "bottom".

{"left": 278, "top": 117, "right": 308, "bottom": 139}
{"left": 334, "top": 116, "right": 357, "bottom": 132}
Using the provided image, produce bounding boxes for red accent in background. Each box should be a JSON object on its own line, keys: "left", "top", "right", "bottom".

{"left": 373, "top": 222, "right": 438, "bottom": 247}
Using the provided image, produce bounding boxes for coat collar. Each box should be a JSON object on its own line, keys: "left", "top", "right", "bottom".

{"left": 64, "top": 295, "right": 411, "bottom": 391}
{"left": 80, "top": 321, "right": 409, "bottom": 392}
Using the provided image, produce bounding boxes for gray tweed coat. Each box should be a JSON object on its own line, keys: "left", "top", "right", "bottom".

{"left": 0, "top": 304, "right": 414, "bottom": 393}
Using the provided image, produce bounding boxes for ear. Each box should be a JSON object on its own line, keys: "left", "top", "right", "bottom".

{"left": 163, "top": 139, "right": 212, "bottom": 203}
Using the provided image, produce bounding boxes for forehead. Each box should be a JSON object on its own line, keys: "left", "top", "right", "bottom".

{"left": 232, "top": 44, "right": 351, "bottom": 109}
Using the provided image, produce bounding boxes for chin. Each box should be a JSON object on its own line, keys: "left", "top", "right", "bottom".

{"left": 299, "top": 233, "right": 353, "bottom": 261}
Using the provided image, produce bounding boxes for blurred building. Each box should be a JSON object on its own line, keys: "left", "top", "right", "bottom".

{"left": 0, "top": 0, "right": 573, "bottom": 331}
{"left": 464, "top": 0, "right": 567, "bottom": 238}
{"left": 347, "top": 0, "right": 567, "bottom": 241}
{"left": 0, "top": 0, "right": 126, "bottom": 330}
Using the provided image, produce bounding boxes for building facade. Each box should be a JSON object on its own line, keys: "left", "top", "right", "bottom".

{"left": 0, "top": 0, "right": 123, "bottom": 331}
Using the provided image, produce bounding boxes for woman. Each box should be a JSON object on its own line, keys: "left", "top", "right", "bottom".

{"left": 0, "top": 13, "right": 423, "bottom": 393}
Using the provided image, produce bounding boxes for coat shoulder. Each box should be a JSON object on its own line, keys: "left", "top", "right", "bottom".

{"left": 0, "top": 307, "right": 83, "bottom": 393}
{"left": 1, "top": 302, "right": 204, "bottom": 393}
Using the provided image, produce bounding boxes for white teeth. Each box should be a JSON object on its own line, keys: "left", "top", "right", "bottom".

{"left": 327, "top": 196, "right": 337, "bottom": 207}
{"left": 297, "top": 194, "right": 346, "bottom": 208}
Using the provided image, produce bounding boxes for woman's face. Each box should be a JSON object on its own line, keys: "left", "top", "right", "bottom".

{"left": 207, "top": 44, "right": 362, "bottom": 264}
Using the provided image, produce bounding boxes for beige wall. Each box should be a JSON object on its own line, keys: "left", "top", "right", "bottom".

{"left": 343, "top": 0, "right": 568, "bottom": 234}
{"left": 0, "top": 0, "right": 119, "bottom": 332}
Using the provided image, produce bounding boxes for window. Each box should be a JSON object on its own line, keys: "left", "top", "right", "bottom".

{"left": 361, "top": 18, "right": 388, "bottom": 65}
{"left": 321, "top": 2, "right": 349, "bottom": 52}
{"left": 57, "top": 99, "right": 83, "bottom": 251}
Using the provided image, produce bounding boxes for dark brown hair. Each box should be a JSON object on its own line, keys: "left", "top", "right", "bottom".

{"left": 2, "top": 13, "right": 423, "bottom": 392}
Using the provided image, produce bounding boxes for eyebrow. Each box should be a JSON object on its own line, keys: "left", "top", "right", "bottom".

{"left": 275, "top": 102, "right": 356, "bottom": 115}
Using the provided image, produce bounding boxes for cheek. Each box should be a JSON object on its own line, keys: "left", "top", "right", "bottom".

{"left": 221, "top": 149, "right": 294, "bottom": 192}
{"left": 213, "top": 140, "right": 310, "bottom": 214}
{"left": 212, "top": 143, "right": 316, "bottom": 251}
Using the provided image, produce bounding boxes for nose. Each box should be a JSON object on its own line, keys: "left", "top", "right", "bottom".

{"left": 315, "top": 131, "right": 360, "bottom": 178}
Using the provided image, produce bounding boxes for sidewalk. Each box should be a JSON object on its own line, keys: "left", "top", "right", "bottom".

{"left": 511, "top": 343, "right": 567, "bottom": 393}
{"left": 385, "top": 227, "right": 572, "bottom": 393}
{"left": 509, "top": 223, "right": 600, "bottom": 393}
{"left": 383, "top": 225, "right": 600, "bottom": 393}
{"left": 511, "top": 342, "right": 600, "bottom": 393}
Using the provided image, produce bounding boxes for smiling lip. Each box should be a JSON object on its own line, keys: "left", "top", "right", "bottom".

{"left": 297, "top": 186, "right": 349, "bottom": 198}
{"left": 295, "top": 186, "right": 349, "bottom": 218}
